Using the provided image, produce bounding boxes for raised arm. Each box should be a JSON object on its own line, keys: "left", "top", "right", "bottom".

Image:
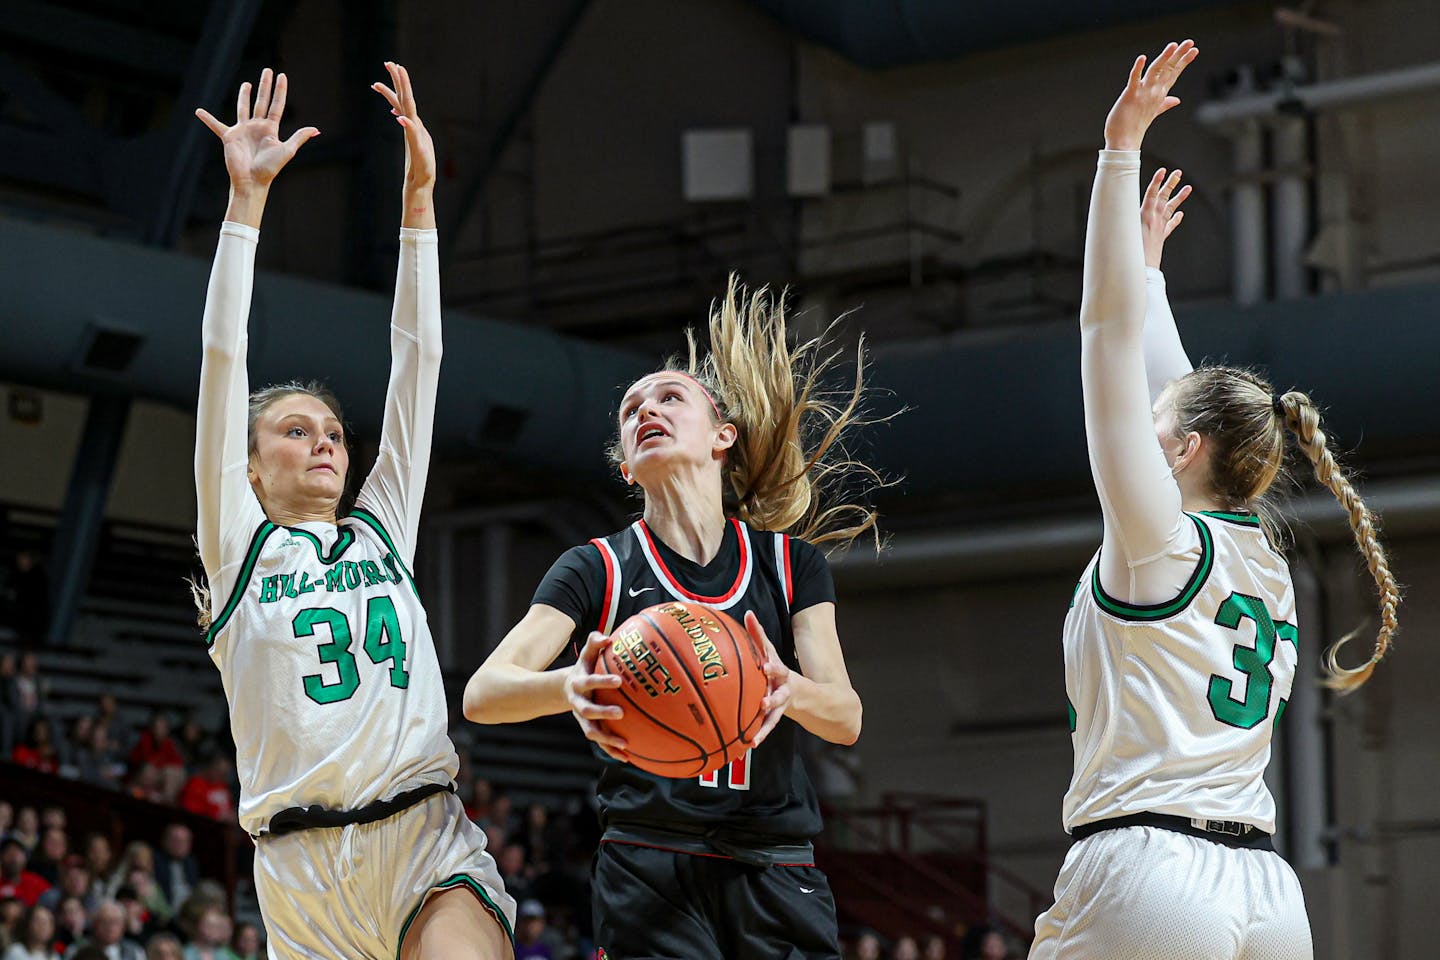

{"left": 193, "top": 71, "right": 319, "bottom": 576}
{"left": 1081, "top": 42, "right": 1199, "bottom": 597}
{"left": 1141, "top": 166, "right": 1195, "bottom": 402}
{"left": 353, "top": 62, "right": 441, "bottom": 565}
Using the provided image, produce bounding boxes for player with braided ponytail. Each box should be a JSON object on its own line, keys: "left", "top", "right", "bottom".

{"left": 1276, "top": 392, "right": 1400, "bottom": 690}
{"left": 1029, "top": 42, "right": 1352, "bottom": 959}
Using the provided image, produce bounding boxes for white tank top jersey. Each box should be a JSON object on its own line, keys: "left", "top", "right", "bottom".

{"left": 195, "top": 222, "right": 455, "bottom": 838}
{"left": 1062, "top": 511, "right": 1298, "bottom": 835}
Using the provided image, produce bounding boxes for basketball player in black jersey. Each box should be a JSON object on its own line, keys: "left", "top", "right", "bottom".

{"left": 463, "top": 278, "right": 884, "bottom": 960}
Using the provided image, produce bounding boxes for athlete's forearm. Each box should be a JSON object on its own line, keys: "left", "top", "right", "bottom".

{"left": 785, "top": 674, "right": 862, "bottom": 745}
{"left": 462, "top": 663, "right": 570, "bottom": 724}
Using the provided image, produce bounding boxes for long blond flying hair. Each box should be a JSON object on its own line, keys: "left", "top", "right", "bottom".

{"left": 1164, "top": 366, "right": 1400, "bottom": 692}
{"left": 613, "top": 276, "right": 888, "bottom": 548}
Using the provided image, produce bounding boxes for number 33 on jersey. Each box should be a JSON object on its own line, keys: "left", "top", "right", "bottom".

{"left": 1062, "top": 511, "right": 1299, "bottom": 834}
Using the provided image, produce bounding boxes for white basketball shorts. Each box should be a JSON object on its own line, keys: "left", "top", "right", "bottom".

{"left": 254, "top": 790, "right": 516, "bottom": 959}
{"left": 1028, "top": 825, "right": 1312, "bottom": 960}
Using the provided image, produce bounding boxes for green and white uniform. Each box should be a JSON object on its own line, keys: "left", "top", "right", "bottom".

{"left": 1029, "top": 152, "right": 1311, "bottom": 960}
{"left": 196, "top": 222, "right": 513, "bottom": 959}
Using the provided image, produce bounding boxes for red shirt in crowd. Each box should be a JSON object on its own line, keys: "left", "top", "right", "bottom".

{"left": 128, "top": 730, "right": 185, "bottom": 769}
{"left": 180, "top": 773, "right": 235, "bottom": 821}
{"left": 10, "top": 744, "right": 60, "bottom": 774}
{"left": 0, "top": 870, "right": 51, "bottom": 906}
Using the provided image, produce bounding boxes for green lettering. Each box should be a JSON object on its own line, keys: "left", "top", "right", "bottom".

{"left": 259, "top": 576, "right": 280, "bottom": 604}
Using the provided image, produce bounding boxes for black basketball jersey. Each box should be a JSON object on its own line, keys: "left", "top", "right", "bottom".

{"left": 532, "top": 517, "right": 835, "bottom": 847}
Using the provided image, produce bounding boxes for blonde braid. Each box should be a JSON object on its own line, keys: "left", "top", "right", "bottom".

{"left": 1279, "top": 391, "right": 1401, "bottom": 692}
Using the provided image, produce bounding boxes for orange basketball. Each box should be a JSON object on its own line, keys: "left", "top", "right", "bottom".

{"left": 593, "top": 600, "right": 767, "bottom": 778}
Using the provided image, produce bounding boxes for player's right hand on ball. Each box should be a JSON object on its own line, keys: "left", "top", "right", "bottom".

{"left": 565, "top": 632, "right": 629, "bottom": 762}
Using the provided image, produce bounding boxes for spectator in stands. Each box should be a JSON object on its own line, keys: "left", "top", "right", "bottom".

{"left": 922, "top": 933, "right": 946, "bottom": 959}
{"left": 113, "top": 884, "right": 161, "bottom": 946}
{"left": 74, "top": 724, "right": 124, "bottom": 791}
{"left": 127, "top": 714, "right": 184, "bottom": 803}
{"left": 173, "top": 718, "right": 212, "bottom": 773}
{"left": 0, "top": 656, "right": 19, "bottom": 757}
{"left": 0, "top": 804, "right": 12, "bottom": 842}
{"left": 182, "top": 904, "right": 238, "bottom": 960}
{"left": 38, "top": 810, "right": 63, "bottom": 834}
{"left": 105, "top": 845, "right": 157, "bottom": 905}
{"left": 12, "top": 656, "right": 45, "bottom": 723}
{"left": 0, "top": 839, "right": 48, "bottom": 906}
{"left": 28, "top": 828, "right": 68, "bottom": 886}
{"left": 518, "top": 803, "right": 553, "bottom": 867}
{"left": 2, "top": 902, "right": 55, "bottom": 960}
{"left": 0, "top": 896, "right": 21, "bottom": 953}
{"left": 92, "top": 696, "right": 128, "bottom": 757}
{"left": 61, "top": 717, "right": 94, "bottom": 773}
{"left": 852, "top": 930, "right": 882, "bottom": 960}
{"left": 152, "top": 827, "right": 197, "bottom": 916}
{"left": 81, "top": 837, "right": 112, "bottom": 903}
{"left": 11, "top": 719, "right": 59, "bottom": 775}
{"left": 53, "top": 896, "right": 86, "bottom": 951}
{"left": 7, "top": 811, "right": 37, "bottom": 858}
{"left": 489, "top": 792, "right": 517, "bottom": 837}
{"left": 464, "top": 778, "right": 494, "bottom": 824}
{"left": 891, "top": 935, "right": 920, "bottom": 960}
{"left": 977, "top": 930, "right": 1012, "bottom": 960}
{"left": 64, "top": 900, "right": 143, "bottom": 960}
{"left": 8, "top": 553, "right": 49, "bottom": 651}
{"left": 512, "top": 901, "right": 553, "bottom": 960}
{"left": 127, "top": 766, "right": 167, "bottom": 806}
{"left": 144, "top": 934, "right": 183, "bottom": 960}
{"left": 229, "top": 923, "right": 260, "bottom": 960}
{"left": 178, "top": 756, "right": 235, "bottom": 823}
{"left": 496, "top": 844, "right": 531, "bottom": 903}
{"left": 37, "top": 857, "right": 96, "bottom": 915}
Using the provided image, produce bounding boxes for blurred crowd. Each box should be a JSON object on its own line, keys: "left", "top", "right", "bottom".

{"left": 0, "top": 804, "right": 257, "bottom": 960}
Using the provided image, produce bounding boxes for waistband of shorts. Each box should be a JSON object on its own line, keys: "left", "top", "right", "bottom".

{"left": 1070, "top": 812, "right": 1274, "bottom": 852}
{"left": 602, "top": 821, "right": 815, "bottom": 867}
{"left": 254, "top": 781, "right": 454, "bottom": 840}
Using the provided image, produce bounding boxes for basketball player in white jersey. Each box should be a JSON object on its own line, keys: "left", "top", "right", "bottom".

{"left": 192, "top": 65, "right": 514, "bottom": 959}
{"left": 1028, "top": 42, "right": 1400, "bottom": 960}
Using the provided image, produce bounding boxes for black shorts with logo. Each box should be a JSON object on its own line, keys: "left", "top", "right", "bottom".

{"left": 591, "top": 840, "right": 841, "bottom": 960}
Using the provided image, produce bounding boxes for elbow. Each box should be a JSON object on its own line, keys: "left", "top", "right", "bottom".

{"left": 461, "top": 672, "right": 490, "bottom": 724}
{"left": 836, "top": 695, "right": 862, "bottom": 746}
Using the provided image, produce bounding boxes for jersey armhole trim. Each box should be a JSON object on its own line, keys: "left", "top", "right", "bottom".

{"left": 347, "top": 508, "right": 420, "bottom": 599}
{"left": 591, "top": 538, "right": 621, "bottom": 635}
{"left": 1090, "top": 514, "right": 1214, "bottom": 622}
{"left": 205, "top": 520, "right": 279, "bottom": 647}
{"left": 773, "top": 533, "right": 794, "bottom": 611}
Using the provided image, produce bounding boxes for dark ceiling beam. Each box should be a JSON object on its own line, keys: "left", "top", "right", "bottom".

{"left": 441, "top": 0, "right": 595, "bottom": 262}
{"left": 0, "top": 0, "right": 192, "bottom": 77}
{"left": 135, "top": 0, "right": 264, "bottom": 245}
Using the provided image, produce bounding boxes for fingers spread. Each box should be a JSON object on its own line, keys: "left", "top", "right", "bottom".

{"left": 253, "top": 68, "right": 274, "bottom": 121}
{"left": 195, "top": 108, "right": 227, "bottom": 138}
{"left": 269, "top": 72, "right": 288, "bottom": 120}
{"left": 236, "top": 82, "right": 252, "bottom": 122}
{"left": 372, "top": 81, "right": 400, "bottom": 110}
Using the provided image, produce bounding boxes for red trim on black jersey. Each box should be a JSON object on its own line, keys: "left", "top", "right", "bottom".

{"left": 782, "top": 534, "right": 794, "bottom": 608}
{"left": 635, "top": 517, "right": 749, "bottom": 605}
{"left": 590, "top": 537, "right": 617, "bottom": 639}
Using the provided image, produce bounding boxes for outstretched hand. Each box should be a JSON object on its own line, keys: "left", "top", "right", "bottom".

{"left": 1104, "top": 40, "right": 1199, "bottom": 151}
{"left": 371, "top": 61, "right": 437, "bottom": 226}
{"left": 195, "top": 69, "right": 319, "bottom": 193}
{"left": 1141, "top": 167, "right": 1192, "bottom": 269}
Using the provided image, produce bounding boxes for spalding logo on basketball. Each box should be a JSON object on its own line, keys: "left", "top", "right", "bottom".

{"left": 593, "top": 600, "right": 767, "bottom": 778}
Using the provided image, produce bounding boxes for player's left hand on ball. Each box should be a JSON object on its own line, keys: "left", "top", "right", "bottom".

{"left": 565, "top": 632, "right": 629, "bottom": 762}
{"left": 745, "top": 611, "right": 791, "bottom": 748}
